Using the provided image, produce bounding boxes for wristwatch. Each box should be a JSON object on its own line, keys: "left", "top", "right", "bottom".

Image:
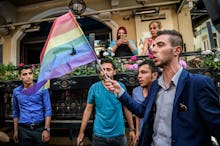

{"left": 44, "top": 127, "right": 51, "bottom": 132}
{"left": 129, "top": 128, "right": 135, "bottom": 132}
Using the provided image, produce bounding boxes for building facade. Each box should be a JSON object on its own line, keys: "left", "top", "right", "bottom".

{"left": 0, "top": 0, "right": 194, "bottom": 65}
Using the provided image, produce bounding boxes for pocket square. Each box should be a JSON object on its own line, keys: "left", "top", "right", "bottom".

{"left": 179, "top": 103, "right": 188, "bottom": 112}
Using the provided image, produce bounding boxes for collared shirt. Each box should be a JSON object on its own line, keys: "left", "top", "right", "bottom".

{"left": 152, "top": 67, "right": 183, "bottom": 146}
{"left": 132, "top": 86, "right": 145, "bottom": 132}
{"left": 13, "top": 84, "right": 52, "bottom": 125}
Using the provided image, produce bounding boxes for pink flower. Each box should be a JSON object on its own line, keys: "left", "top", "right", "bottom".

{"left": 179, "top": 60, "right": 187, "bottom": 69}
{"left": 131, "top": 56, "right": 137, "bottom": 61}
{"left": 137, "top": 60, "right": 143, "bottom": 64}
{"left": 127, "top": 64, "right": 138, "bottom": 70}
{"left": 18, "top": 63, "right": 24, "bottom": 67}
{"left": 201, "top": 50, "right": 213, "bottom": 55}
{"left": 132, "top": 64, "right": 138, "bottom": 70}
{"left": 128, "top": 65, "right": 133, "bottom": 70}
{"left": 125, "top": 64, "right": 130, "bottom": 70}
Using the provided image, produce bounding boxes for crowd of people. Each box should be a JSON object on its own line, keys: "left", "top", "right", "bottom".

{"left": 1, "top": 21, "right": 220, "bottom": 146}
{"left": 105, "top": 21, "right": 162, "bottom": 58}
{"left": 104, "top": 30, "right": 220, "bottom": 146}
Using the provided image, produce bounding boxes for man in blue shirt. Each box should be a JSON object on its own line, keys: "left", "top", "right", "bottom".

{"left": 77, "top": 58, "right": 135, "bottom": 146}
{"left": 132, "top": 60, "right": 159, "bottom": 145}
{"left": 13, "top": 65, "right": 52, "bottom": 146}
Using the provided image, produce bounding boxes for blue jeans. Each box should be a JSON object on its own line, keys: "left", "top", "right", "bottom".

{"left": 92, "top": 134, "right": 127, "bottom": 146}
{"left": 18, "top": 126, "right": 49, "bottom": 146}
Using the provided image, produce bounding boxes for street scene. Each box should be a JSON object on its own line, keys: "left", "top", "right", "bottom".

{"left": 0, "top": 0, "right": 220, "bottom": 146}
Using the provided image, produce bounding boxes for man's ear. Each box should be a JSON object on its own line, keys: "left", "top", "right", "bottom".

{"left": 18, "top": 75, "right": 22, "bottom": 80}
{"left": 152, "top": 72, "right": 158, "bottom": 80}
{"left": 113, "top": 70, "right": 116, "bottom": 75}
{"left": 173, "top": 46, "right": 182, "bottom": 56}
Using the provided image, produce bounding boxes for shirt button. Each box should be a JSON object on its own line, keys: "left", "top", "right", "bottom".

{"left": 172, "top": 139, "right": 176, "bottom": 143}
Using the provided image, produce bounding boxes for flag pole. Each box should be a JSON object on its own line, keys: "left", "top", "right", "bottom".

{"left": 97, "top": 59, "right": 117, "bottom": 96}
{"left": 69, "top": 12, "right": 110, "bottom": 81}
{"left": 96, "top": 60, "right": 109, "bottom": 80}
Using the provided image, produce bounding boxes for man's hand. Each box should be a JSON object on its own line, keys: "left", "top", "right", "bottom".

{"left": 13, "top": 130, "right": 18, "bottom": 143}
{"left": 129, "top": 131, "right": 136, "bottom": 145}
{"left": 77, "top": 133, "right": 84, "bottom": 146}
{"left": 102, "top": 78, "right": 123, "bottom": 96}
{"left": 42, "top": 130, "right": 50, "bottom": 142}
{"left": 134, "top": 131, "right": 140, "bottom": 146}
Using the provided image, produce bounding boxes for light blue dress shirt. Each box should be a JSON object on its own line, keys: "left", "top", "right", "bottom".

{"left": 132, "top": 86, "right": 145, "bottom": 132}
{"left": 152, "top": 67, "right": 183, "bottom": 146}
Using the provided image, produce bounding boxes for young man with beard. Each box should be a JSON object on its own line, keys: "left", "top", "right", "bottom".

{"left": 77, "top": 58, "right": 135, "bottom": 146}
{"left": 132, "top": 60, "right": 159, "bottom": 145}
{"left": 13, "top": 65, "right": 52, "bottom": 146}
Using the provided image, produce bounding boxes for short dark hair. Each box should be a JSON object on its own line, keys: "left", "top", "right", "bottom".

{"left": 138, "top": 60, "right": 159, "bottom": 73}
{"left": 157, "top": 30, "right": 183, "bottom": 48}
{"left": 17, "top": 65, "right": 33, "bottom": 75}
{"left": 100, "top": 58, "right": 116, "bottom": 69}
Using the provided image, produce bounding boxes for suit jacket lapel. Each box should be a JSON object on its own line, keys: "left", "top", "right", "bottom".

{"left": 146, "top": 80, "right": 160, "bottom": 113}
{"left": 139, "top": 80, "right": 160, "bottom": 146}
{"left": 173, "top": 69, "right": 189, "bottom": 105}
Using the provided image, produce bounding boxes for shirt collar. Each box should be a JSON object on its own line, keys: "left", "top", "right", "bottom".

{"left": 158, "top": 67, "right": 183, "bottom": 88}
{"left": 172, "top": 67, "right": 183, "bottom": 86}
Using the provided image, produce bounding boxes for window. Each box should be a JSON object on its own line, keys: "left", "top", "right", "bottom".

{"left": 213, "top": 33, "right": 218, "bottom": 48}
{"left": 20, "top": 17, "right": 111, "bottom": 64}
{"left": 202, "top": 35, "right": 208, "bottom": 50}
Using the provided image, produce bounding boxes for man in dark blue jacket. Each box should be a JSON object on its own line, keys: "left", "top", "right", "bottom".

{"left": 104, "top": 30, "right": 220, "bottom": 146}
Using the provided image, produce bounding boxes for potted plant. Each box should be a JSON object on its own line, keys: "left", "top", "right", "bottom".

{"left": 188, "top": 48, "right": 220, "bottom": 83}
{"left": 201, "top": 48, "right": 220, "bottom": 72}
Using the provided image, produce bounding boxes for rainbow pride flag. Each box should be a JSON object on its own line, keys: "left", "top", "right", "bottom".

{"left": 22, "top": 11, "right": 97, "bottom": 95}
